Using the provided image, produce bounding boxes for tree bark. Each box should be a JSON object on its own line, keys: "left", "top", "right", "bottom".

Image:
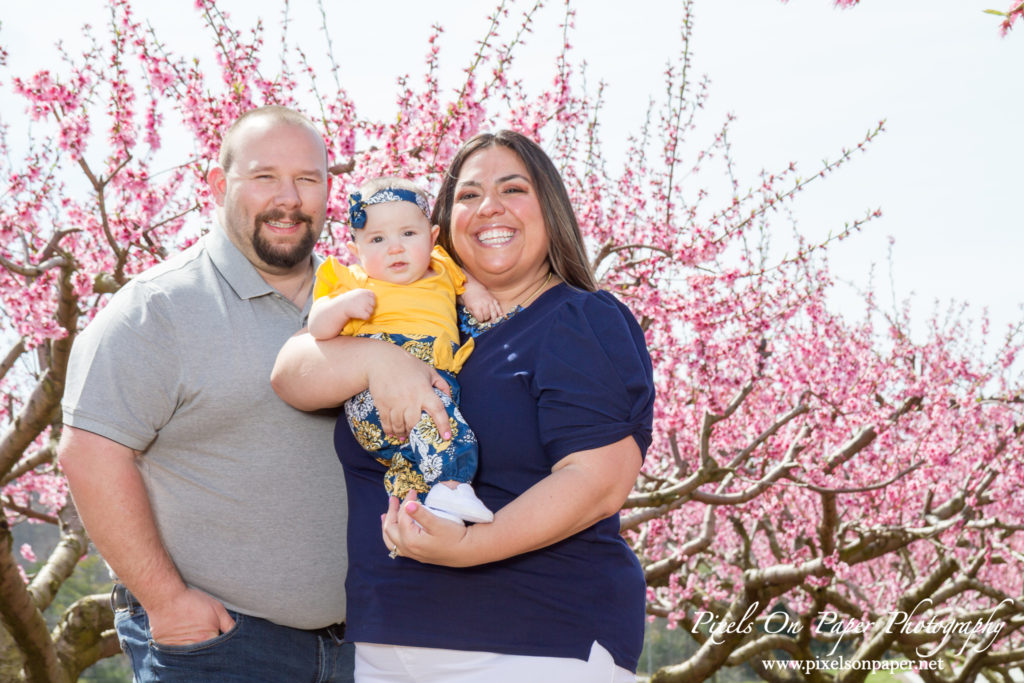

{"left": 27, "top": 506, "right": 89, "bottom": 613}
{"left": 0, "top": 521, "right": 69, "bottom": 683}
{"left": 52, "top": 594, "right": 118, "bottom": 682}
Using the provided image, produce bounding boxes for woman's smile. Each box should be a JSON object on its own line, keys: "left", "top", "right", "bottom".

{"left": 475, "top": 227, "right": 516, "bottom": 247}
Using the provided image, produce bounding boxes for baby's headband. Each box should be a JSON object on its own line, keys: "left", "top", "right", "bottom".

{"left": 348, "top": 189, "right": 430, "bottom": 229}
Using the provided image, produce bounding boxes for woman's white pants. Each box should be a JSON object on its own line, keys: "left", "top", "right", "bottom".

{"left": 354, "top": 640, "right": 636, "bottom": 682}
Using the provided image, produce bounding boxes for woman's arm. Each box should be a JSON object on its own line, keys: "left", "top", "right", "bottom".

{"left": 271, "top": 332, "right": 451, "bottom": 438}
{"left": 382, "top": 435, "right": 642, "bottom": 566}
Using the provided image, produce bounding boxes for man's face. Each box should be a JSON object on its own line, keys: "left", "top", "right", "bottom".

{"left": 210, "top": 119, "right": 330, "bottom": 275}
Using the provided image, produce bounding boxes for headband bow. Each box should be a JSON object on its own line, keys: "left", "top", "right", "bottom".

{"left": 348, "top": 188, "right": 431, "bottom": 229}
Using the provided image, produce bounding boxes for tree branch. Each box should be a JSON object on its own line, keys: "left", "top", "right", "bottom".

{"left": 1, "top": 498, "right": 59, "bottom": 525}
{"left": 0, "top": 369, "right": 64, "bottom": 478}
{"left": 28, "top": 505, "right": 90, "bottom": 611}
{"left": 848, "top": 557, "right": 958, "bottom": 672}
{"left": 0, "top": 521, "right": 68, "bottom": 683}
{"left": 803, "top": 460, "right": 924, "bottom": 495}
{"left": 51, "top": 594, "right": 117, "bottom": 682}
{"left": 1, "top": 443, "right": 57, "bottom": 487}
{"left": 823, "top": 425, "right": 877, "bottom": 475}
{"left": 1, "top": 339, "right": 27, "bottom": 386}
{"left": 725, "top": 401, "right": 809, "bottom": 470}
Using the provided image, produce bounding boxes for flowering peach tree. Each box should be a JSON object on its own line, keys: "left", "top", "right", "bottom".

{"left": 1, "top": 1, "right": 1021, "bottom": 681}
{"left": 784, "top": 0, "right": 1024, "bottom": 35}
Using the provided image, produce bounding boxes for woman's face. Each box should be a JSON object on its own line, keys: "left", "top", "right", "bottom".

{"left": 449, "top": 145, "right": 549, "bottom": 290}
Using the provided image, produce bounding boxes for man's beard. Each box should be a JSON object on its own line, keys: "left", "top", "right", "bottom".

{"left": 252, "top": 210, "right": 318, "bottom": 268}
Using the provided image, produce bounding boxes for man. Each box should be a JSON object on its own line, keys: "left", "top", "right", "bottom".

{"left": 58, "top": 106, "right": 354, "bottom": 681}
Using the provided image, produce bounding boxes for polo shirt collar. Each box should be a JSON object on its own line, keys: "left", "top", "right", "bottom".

{"left": 206, "top": 224, "right": 323, "bottom": 305}
{"left": 206, "top": 225, "right": 273, "bottom": 300}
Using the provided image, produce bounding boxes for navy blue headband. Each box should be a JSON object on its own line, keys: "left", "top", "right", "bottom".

{"left": 348, "top": 188, "right": 430, "bottom": 229}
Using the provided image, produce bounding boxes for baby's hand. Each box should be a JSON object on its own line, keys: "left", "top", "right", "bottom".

{"left": 308, "top": 288, "right": 376, "bottom": 340}
{"left": 461, "top": 287, "right": 502, "bottom": 323}
{"left": 341, "top": 288, "right": 376, "bottom": 320}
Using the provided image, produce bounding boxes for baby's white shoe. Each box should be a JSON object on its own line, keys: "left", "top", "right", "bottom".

{"left": 422, "top": 506, "right": 465, "bottom": 525}
{"left": 424, "top": 483, "right": 494, "bottom": 524}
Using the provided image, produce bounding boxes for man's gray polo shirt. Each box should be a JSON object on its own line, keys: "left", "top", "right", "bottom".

{"left": 62, "top": 226, "right": 347, "bottom": 629}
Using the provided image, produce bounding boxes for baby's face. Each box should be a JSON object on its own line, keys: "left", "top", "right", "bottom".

{"left": 348, "top": 201, "right": 439, "bottom": 285}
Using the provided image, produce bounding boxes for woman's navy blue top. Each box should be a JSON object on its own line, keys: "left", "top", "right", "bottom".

{"left": 336, "top": 283, "right": 655, "bottom": 671}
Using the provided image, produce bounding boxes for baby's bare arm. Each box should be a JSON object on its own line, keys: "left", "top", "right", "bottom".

{"left": 459, "top": 271, "right": 502, "bottom": 322}
{"left": 308, "top": 289, "right": 376, "bottom": 340}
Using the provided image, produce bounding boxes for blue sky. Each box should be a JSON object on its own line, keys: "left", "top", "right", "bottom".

{"left": 4, "top": 0, "right": 1022, "bottom": 339}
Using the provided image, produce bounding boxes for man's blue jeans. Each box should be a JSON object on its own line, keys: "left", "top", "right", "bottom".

{"left": 112, "top": 587, "right": 354, "bottom": 682}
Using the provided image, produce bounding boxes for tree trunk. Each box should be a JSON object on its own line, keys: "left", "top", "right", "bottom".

{"left": 0, "top": 521, "right": 69, "bottom": 683}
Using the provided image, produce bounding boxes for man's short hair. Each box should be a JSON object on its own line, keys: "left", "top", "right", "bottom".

{"left": 219, "top": 106, "right": 325, "bottom": 172}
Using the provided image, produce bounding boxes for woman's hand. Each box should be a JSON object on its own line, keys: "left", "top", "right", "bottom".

{"left": 382, "top": 492, "right": 473, "bottom": 566}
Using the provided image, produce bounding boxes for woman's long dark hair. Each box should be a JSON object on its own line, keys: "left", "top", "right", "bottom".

{"left": 432, "top": 130, "right": 597, "bottom": 292}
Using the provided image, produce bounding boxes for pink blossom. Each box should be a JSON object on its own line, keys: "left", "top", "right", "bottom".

{"left": 19, "top": 544, "right": 36, "bottom": 563}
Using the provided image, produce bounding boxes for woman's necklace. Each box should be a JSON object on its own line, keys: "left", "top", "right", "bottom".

{"left": 508, "top": 271, "right": 552, "bottom": 314}
{"left": 461, "top": 271, "right": 554, "bottom": 338}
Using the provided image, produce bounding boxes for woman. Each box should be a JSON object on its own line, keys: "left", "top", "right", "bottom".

{"left": 273, "top": 130, "right": 655, "bottom": 682}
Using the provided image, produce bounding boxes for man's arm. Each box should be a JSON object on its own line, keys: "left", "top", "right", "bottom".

{"left": 58, "top": 427, "right": 234, "bottom": 645}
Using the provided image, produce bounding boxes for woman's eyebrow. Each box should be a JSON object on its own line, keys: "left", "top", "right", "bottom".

{"left": 456, "top": 174, "right": 530, "bottom": 187}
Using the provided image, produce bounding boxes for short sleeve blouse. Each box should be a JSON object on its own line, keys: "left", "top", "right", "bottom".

{"left": 336, "top": 283, "right": 655, "bottom": 671}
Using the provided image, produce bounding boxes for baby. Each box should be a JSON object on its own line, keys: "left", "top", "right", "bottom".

{"left": 309, "top": 177, "right": 500, "bottom": 525}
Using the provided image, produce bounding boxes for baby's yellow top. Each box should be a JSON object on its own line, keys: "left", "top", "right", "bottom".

{"left": 312, "top": 245, "right": 473, "bottom": 373}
